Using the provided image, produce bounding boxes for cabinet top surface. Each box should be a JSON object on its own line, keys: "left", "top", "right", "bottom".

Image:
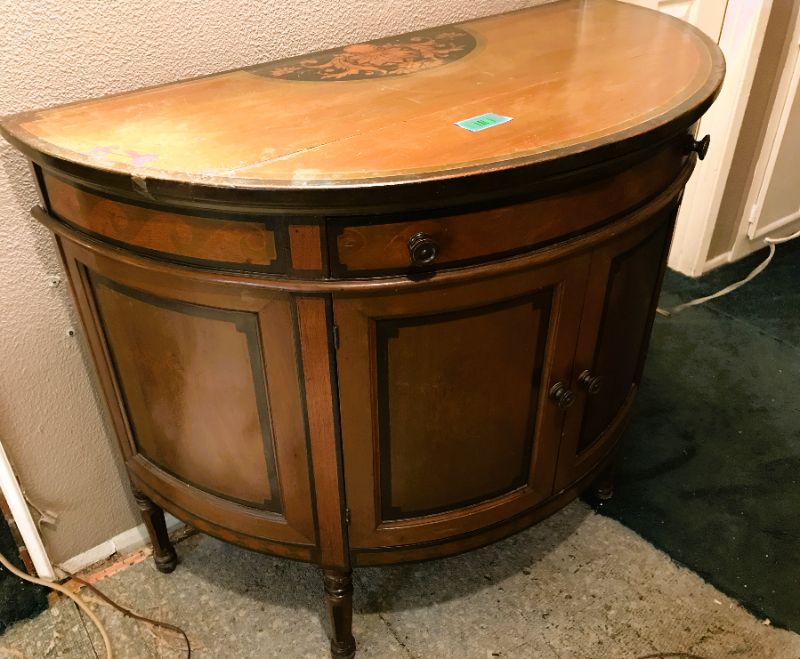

{"left": 1, "top": 0, "right": 723, "bottom": 206}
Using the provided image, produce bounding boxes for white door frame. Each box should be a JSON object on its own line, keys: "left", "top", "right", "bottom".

{"left": 730, "top": 10, "right": 800, "bottom": 259}
{"left": 0, "top": 440, "right": 55, "bottom": 580}
{"left": 667, "top": 0, "right": 774, "bottom": 276}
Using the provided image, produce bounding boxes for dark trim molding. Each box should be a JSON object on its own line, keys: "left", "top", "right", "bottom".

{"left": 88, "top": 271, "right": 284, "bottom": 513}
{"left": 376, "top": 290, "right": 552, "bottom": 520}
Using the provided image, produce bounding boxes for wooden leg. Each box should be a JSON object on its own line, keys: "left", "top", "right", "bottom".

{"left": 323, "top": 569, "right": 356, "bottom": 659}
{"left": 133, "top": 490, "right": 178, "bottom": 573}
{"left": 593, "top": 458, "right": 616, "bottom": 501}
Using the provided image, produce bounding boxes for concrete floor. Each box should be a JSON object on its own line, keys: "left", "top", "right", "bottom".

{"left": 2, "top": 501, "right": 799, "bottom": 658}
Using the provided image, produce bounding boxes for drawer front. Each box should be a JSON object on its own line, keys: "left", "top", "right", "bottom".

{"left": 329, "top": 142, "right": 687, "bottom": 277}
{"left": 43, "top": 173, "right": 286, "bottom": 273}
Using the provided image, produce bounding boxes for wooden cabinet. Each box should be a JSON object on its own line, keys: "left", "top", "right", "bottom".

{"left": 0, "top": 1, "right": 723, "bottom": 656}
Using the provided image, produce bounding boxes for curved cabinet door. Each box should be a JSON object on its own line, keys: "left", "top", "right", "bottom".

{"left": 334, "top": 254, "right": 591, "bottom": 551}
{"left": 554, "top": 205, "right": 678, "bottom": 489}
{"left": 57, "top": 237, "right": 317, "bottom": 560}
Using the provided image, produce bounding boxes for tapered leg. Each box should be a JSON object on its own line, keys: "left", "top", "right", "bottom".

{"left": 593, "top": 459, "right": 616, "bottom": 501}
{"left": 323, "top": 569, "right": 356, "bottom": 659}
{"left": 133, "top": 490, "right": 178, "bottom": 573}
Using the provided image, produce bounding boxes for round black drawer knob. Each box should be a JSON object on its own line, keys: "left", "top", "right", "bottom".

{"left": 688, "top": 134, "right": 711, "bottom": 160}
{"left": 408, "top": 232, "right": 439, "bottom": 265}
{"left": 549, "top": 382, "right": 575, "bottom": 410}
{"left": 578, "top": 370, "right": 603, "bottom": 395}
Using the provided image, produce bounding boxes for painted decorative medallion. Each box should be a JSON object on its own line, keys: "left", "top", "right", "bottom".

{"left": 253, "top": 27, "right": 476, "bottom": 82}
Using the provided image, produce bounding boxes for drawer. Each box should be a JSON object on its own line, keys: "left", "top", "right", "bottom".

{"left": 42, "top": 173, "right": 285, "bottom": 273}
{"left": 329, "top": 142, "right": 687, "bottom": 277}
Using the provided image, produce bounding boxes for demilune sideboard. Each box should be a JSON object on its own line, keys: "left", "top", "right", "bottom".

{"left": 1, "top": 1, "right": 723, "bottom": 656}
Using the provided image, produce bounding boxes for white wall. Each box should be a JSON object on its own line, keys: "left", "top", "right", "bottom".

{"left": 0, "top": 0, "right": 546, "bottom": 563}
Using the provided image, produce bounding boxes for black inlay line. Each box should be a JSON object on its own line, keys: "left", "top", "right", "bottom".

{"left": 139, "top": 484, "right": 317, "bottom": 551}
{"left": 355, "top": 445, "right": 619, "bottom": 557}
{"left": 87, "top": 271, "right": 283, "bottom": 513}
{"left": 43, "top": 169, "right": 284, "bottom": 221}
{"left": 376, "top": 289, "right": 553, "bottom": 521}
{"left": 31, "top": 162, "right": 53, "bottom": 214}
{"left": 324, "top": 295, "right": 352, "bottom": 565}
{"left": 50, "top": 212, "right": 289, "bottom": 275}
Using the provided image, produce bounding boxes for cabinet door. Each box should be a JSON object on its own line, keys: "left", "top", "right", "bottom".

{"left": 59, "top": 238, "right": 317, "bottom": 557}
{"left": 335, "top": 255, "right": 590, "bottom": 549}
{"left": 554, "top": 207, "right": 677, "bottom": 489}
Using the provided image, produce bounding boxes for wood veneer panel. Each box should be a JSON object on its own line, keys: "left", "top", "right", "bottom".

{"left": 89, "top": 275, "right": 279, "bottom": 509}
{"left": 554, "top": 205, "right": 677, "bottom": 490}
{"left": 295, "top": 296, "right": 349, "bottom": 568}
{"left": 289, "top": 225, "right": 324, "bottom": 271}
{"left": 56, "top": 234, "right": 318, "bottom": 547}
{"left": 577, "top": 220, "right": 672, "bottom": 452}
{"left": 333, "top": 144, "right": 685, "bottom": 274}
{"left": 44, "top": 174, "right": 278, "bottom": 268}
{"left": 377, "top": 291, "right": 551, "bottom": 519}
{"left": 2, "top": 0, "right": 721, "bottom": 192}
{"left": 336, "top": 252, "right": 591, "bottom": 549}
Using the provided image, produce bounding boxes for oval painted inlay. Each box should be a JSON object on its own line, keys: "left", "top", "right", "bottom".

{"left": 255, "top": 27, "right": 476, "bottom": 82}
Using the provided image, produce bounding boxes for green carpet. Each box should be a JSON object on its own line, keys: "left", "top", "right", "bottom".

{"left": 589, "top": 239, "right": 800, "bottom": 631}
{"left": 0, "top": 515, "right": 47, "bottom": 632}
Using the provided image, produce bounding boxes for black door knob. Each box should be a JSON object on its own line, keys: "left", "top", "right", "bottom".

{"left": 578, "top": 370, "right": 603, "bottom": 395}
{"left": 549, "top": 382, "right": 575, "bottom": 410}
{"left": 408, "top": 232, "right": 439, "bottom": 265}
{"left": 688, "top": 134, "right": 710, "bottom": 160}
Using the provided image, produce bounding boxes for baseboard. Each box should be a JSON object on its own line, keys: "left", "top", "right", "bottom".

{"left": 700, "top": 250, "right": 734, "bottom": 274}
{"left": 59, "top": 513, "right": 183, "bottom": 575}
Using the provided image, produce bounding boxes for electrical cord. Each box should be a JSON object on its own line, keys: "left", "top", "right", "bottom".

{"left": 0, "top": 551, "right": 113, "bottom": 658}
{"left": 659, "top": 227, "right": 800, "bottom": 316}
{"left": 0, "top": 549, "right": 191, "bottom": 658}
{"left": 62, "top": 569, "right": 191, "bottom": 659}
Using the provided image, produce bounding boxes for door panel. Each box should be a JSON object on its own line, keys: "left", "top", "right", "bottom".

{"left": 90, "top": 274, "right": 280, "bottom": 510}
{"left": 555, "top": 207, "right": 677, "bottom": 488}
{"left": 377, "top": 290, "right": 551, "bottom": 520}
{"left": 577, "top": 220, "right": 672, "bottom": 452}
{"left": 60, "top": 238, "right": 317, "bottom": 548}
{"left": 336, "top": 255, "right": 590, "bottom": 549}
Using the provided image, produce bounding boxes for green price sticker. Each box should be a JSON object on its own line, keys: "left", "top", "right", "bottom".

{"left": 455, "top": 112, "right": 512, "bottom": 132}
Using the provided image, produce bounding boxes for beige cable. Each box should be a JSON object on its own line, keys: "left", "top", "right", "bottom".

{"left": 659, "top": 226, "right": 800, "bottom": 317}
{"left": 61, "top": 569, "right": 191, "bottom": 658}
{"left": 0, "top": 551, "right": 113, "bottom": 658}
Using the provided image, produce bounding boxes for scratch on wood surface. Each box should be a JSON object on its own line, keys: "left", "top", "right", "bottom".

{"left": 130, "top": 174, "right": 155, "bottom": 199}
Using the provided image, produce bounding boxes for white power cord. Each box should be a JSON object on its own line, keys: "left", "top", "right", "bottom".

{"left": 0, "top": 550, "right": 113, "bottom": 658}
{"left": 659, "top": 227, "right": 800, "bottom": 316}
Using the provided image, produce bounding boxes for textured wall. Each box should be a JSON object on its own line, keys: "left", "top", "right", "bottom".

{"left": 0, "top": 0, "right": 545, "bottom": 563}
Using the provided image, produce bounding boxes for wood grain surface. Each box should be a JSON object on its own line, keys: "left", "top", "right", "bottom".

{"left": 1, "top": 0, "right": 722, "bottom": 194}
{"left": 2, "top": 4, "right": 725, "bottom": 652}
{"left": 45, "top": 174, "right": 279, "bottom": 268}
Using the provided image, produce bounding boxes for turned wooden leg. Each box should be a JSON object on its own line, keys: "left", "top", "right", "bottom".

{"left": 323, "top": 569, "right": 356, "bottom": 659}
{"left": 133, "top": 490, "right": 177, "bottom": 573}
{"left": 593, "top": 459, "right": 616, "bottom": 501}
